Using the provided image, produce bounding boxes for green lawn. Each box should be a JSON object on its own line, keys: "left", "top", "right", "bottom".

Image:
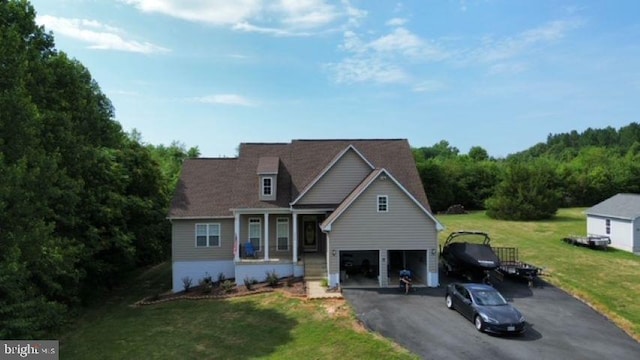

{"left": 438, "top": 208, "right": 640, "bottom": 340}
{"left": 58, "top": 263, "right": 417, "bottom": 360}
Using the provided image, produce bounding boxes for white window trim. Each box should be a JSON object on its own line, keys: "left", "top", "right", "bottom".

{"left": 195, "top": 223, "right": 221, "bottom": 247}
{"left": 276, "top": 217, "right": 290, "bottom": 251}
{"left": 262, "top": 177, "right": 273, "bottom": 196}
{"left": 248, "top": 218, "right": 262, "bottom": 251}
{"left": 377, "top": 195, "right": 389, "bottom": 213}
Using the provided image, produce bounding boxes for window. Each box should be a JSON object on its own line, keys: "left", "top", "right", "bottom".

{"left": 277, "top": 218, "right": 289, "bottom": 251}
{"left": 262, "top": 177, "right": 272, "bottom": 196}
{"left": 249, "top": 218, "right": 261, "bottom": 251}
{"left": 606, "top": 219, "right": 611, "bottom": 235}
{"left": 377, "top": 195, "right": 388, "bottom": 212}
{"left": 195, "top": 223, "right": 220, "bottom": 247}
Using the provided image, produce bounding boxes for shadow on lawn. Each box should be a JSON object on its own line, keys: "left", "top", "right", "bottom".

{"left": 172, "top": 299, "right": 298, "bottom": 359}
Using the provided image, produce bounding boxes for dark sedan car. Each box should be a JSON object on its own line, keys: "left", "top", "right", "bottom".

{"left": 445, "top": 283, "right": 526, "bottom": 334}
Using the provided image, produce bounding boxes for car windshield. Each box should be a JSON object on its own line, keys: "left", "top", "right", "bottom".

{"left": 472, "top": 289, "right": 507, "bottom": 306}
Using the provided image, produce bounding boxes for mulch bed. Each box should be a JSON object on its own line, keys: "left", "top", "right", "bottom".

{"left": 135, "top": 277, "right": 307, "bottom": 306}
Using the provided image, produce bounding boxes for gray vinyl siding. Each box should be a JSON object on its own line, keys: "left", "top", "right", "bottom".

{"left": 327, "top": 175, "right": 438, "bottom": 276}
{"left": 172, "top": 219, "right": 235, "bottom": 261}
{"left": 298, "top": 149, "right": 371, "bottom": 205}
{"left": 238, "top": 214, "right": 293, "bottom": 259}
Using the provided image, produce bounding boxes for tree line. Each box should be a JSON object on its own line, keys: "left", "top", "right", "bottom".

{"left": 0, "top": 1, "right": 197, "bottom": 338}
{"left": 415, "top": 122, "right": 640, "bottom": 220}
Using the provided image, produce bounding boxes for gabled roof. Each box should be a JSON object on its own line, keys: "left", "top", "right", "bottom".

{"left": 290, "top": 144, "right": 374, "bottom": 205}
{"left": 586, "top": 193, "right": 640, "bottom": 220}
{"left": 168, "top": 139, "right": 434, "bottom": 218}
{"left": 320, "top": 168, "right": 443, "bottom": 231}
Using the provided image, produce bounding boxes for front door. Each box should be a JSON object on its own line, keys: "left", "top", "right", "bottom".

{"left": 303, "top": 218, "right": 318, "bottom": 252}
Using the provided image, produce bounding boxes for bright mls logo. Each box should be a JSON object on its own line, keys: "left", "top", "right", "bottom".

{"left": 1, "top": 341, "right": 58, "bottom": 359}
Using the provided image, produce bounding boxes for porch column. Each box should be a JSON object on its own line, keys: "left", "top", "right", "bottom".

{"left": 292, "top": 212, "right": 298, "bottom": 263}
{"left": 264, "top": 212, "right": 270, "bottom": 261}
{"left": 234, "top": 212, "right": 240, "bottom": 261}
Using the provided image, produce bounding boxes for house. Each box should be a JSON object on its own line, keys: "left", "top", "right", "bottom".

{"left": 586, "top": 193, "right": 640, "bottom": 254}
{"left": 168, "top": 139, "right": 444, "bottom": 292}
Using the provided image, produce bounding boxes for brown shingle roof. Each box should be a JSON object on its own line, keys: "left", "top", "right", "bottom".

{"left": 256, "top": 156, "right": 280, "bottom": 174}
{"left": 168, "top": 139, "right": 432, "bottom": 218}
{"left": 168, "top": 158, "right": 238, "bottom": 218}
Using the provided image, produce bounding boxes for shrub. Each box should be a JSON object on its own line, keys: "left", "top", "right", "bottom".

{"left": 265, "top": 270, "right": 280, "bottom": 287}
{"left": 221, "top": 280, "right": 235, "bottom": 293}
{"left": 244, "top": 276, "right": 257, "bottom": 290}
{"left": 485, "top": 160, "right": 561, "bottom": 220}
{"left": 199, "top": 278, "right": 213, "bottom": 294}
{"left": 182, "top": 276, "right": 193, "bottom": 292}
{"left": 202, "top": 272, "right": 212, "bottom": 284}
{"left": 320, "top": 278, "right": 328, "bottom": 288}
{"left": 217, "top": 272, "right": 226, "bottom": 286}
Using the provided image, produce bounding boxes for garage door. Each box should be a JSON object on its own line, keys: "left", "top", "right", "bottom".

{"left": 388, "top": 250, "right": 427, "bottom": 286}
{"left": 339, "top": 250, "right": 379, "bottom": 287}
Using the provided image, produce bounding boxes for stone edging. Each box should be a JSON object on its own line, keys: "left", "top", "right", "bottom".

{"left": 134, "top": 287, "right": 307, "bottom": 306}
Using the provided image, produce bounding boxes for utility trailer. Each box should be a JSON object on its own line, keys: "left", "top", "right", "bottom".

{"left": 562, "top": 235, "right": 611, "bottom": 250}
{"left": 491, "top": 247, "right": 541, "bottom": 287}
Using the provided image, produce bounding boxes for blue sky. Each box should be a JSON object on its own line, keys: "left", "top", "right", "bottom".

{"left": 31, "top": 0, "right": 640, "bottom": 158}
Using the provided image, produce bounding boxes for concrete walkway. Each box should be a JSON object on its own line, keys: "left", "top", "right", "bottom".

{"left": 306, "top": 280, "right": 343, "bottom": 299}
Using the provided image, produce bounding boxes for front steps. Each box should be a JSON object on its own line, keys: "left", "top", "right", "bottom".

{"left": 304, "top": 253, "right": 327, "bottom": 280}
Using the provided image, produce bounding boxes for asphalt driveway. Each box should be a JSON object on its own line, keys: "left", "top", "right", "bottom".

{"left": 343, "top": 276, "right": 640, "bottom": 360}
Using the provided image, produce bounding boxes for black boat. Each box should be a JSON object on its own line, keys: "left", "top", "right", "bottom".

{"left": 441, "top": 231, "right": 500, "bottom": 280}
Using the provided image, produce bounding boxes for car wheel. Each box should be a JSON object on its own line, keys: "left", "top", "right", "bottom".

{"left": 474, "top": 315, "right": 484, "bottom": 332}
{"left": 445, "top": 295, "right": 454, "bottom": 309}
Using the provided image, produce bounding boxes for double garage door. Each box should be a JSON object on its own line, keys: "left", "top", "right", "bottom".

{"left": 340, "top": 249, "right": 427, "bottom": 287}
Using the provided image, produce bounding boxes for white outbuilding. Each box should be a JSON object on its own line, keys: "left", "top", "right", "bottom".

{"left": 586, "top": 193, "right": 640, "bottom": 254}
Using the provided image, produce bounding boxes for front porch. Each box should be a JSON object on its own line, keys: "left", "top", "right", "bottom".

{"left": 232, "top": 209, "right": 330, "bottom": 282}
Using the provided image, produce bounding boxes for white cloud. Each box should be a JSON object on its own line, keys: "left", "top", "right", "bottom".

{"left": 471, "top": 19, "right": 584, "bottom": 64}
{"left": 370, "top": 27, "right": 447, "bottom": 61}
{"left": 233, "top": 22, "right": 312, "bottom": 37}
{"left": 37, "top": 15, "right": 169, "bottom": 54}
{"left": 413, "top": 80, "right": 445, "bottom": 93}
{"left": 122, "top": 0, "right": 365, "bottom": 36}
{"left": 327, "top": 28, "right": 448, "bottom": 84}
{"left": 226, "top": 53, "right": 250, "bottom": 60}
{"left": 276, "top": 0, "right": 338, "bottom": 29}
{"left": 191, "top": 94, "right": 256, "bottom": 107}
{"left": 488, "top": 62, "right": 528, "bottom": 75}
{"left": 121, "top": 0, "right": 261, "bottom": 26}
{"left": 386, "top": 17, "right": 408, "bottom": 27}
{"left": 325, "top": 58, "right": 409, "bottom": 84}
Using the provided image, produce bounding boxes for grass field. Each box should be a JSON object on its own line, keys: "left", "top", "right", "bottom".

{"left": 437, "top": 208, "right": 640, "bottom": 340}
{"left": 58, "top": 263, "right": 417, "bottom": 360}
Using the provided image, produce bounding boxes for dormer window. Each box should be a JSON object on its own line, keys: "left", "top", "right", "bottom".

{"left": 257, "top": 157, "right": 279, "bottom": 201}
{"left": 262, "top": 177, "right": 273, "bottom": 196}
